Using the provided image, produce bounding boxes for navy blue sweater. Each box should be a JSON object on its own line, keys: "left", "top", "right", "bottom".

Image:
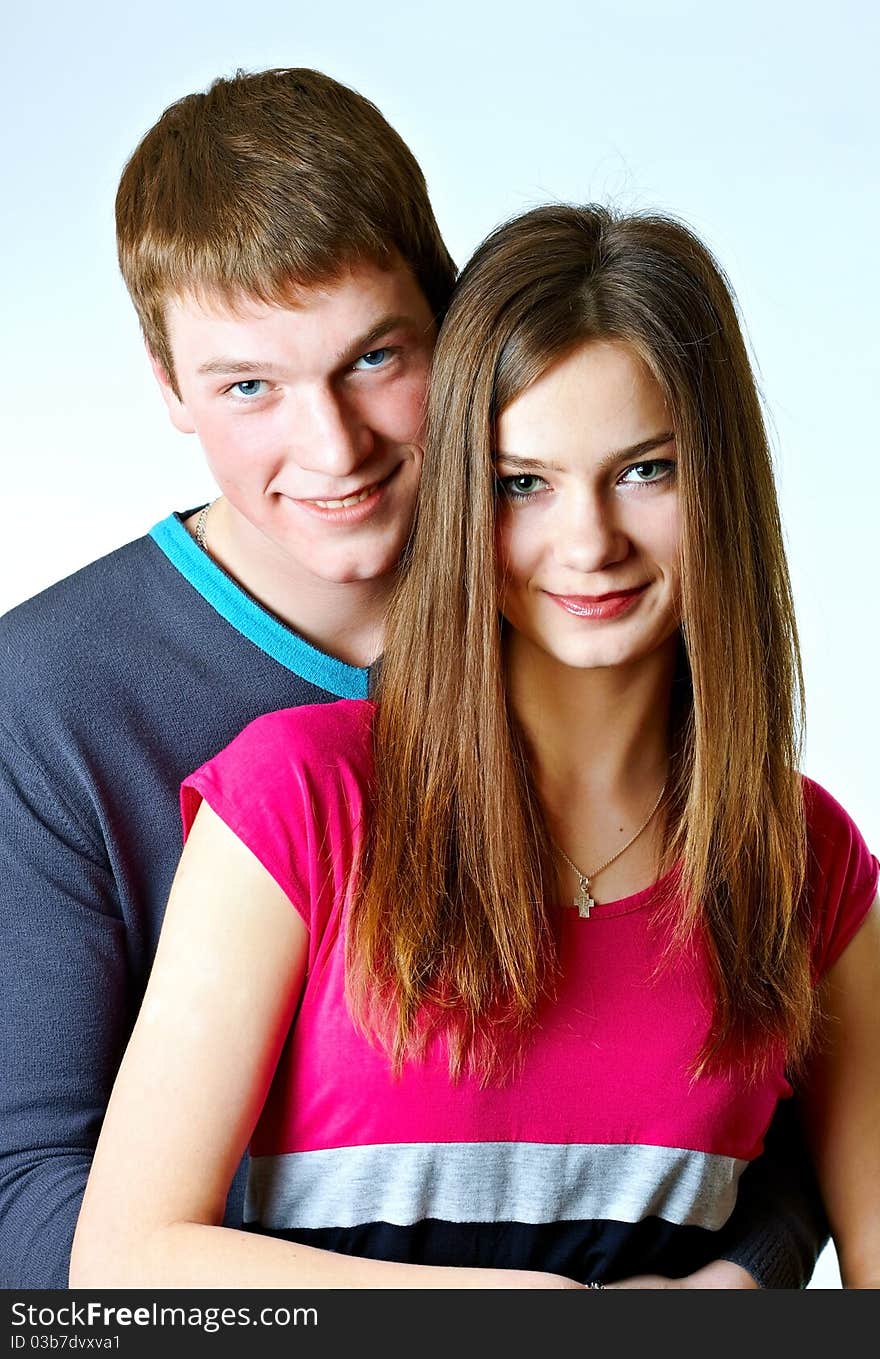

{"left": 0, "top": 512, "right": 826, "bottom": 1288}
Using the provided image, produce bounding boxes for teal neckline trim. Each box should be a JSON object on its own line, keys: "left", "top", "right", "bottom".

{"left": 149, "top": 513, "right": 369, "bottom": 700}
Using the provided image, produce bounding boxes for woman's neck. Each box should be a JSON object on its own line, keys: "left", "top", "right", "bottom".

{"left": 507, "top": 632, "right": 678, "bottom": 799}
{"left": 506, "top": 631, "right": 679, "bottom": 899}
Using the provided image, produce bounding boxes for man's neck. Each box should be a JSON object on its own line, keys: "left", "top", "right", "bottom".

{"left": 184, "top": 501, "right": 391, "bottom": 669}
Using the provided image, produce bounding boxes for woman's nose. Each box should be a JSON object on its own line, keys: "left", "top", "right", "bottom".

{"left": 553, "top": 490, "right": 630, "bottom": 574}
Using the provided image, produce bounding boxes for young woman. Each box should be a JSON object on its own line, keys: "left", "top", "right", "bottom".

{"left": 70, "top": 206, "right": 880, "bottom": 1289}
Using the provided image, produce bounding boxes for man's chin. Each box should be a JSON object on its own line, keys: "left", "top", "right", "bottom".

{"left": 307, "top": 555, "right": 400, "bottom": 587}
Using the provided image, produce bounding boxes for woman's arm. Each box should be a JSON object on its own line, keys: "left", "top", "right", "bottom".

{"left": 69, "top": 803, "right": 580, "bottom": 1290}
{"left": 797, "top": 893, "right": 880, "bottom": 1289}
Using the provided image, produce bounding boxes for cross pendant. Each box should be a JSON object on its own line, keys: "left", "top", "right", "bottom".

{"left": 575, "top": 877, "right": 595, "bottom": 919}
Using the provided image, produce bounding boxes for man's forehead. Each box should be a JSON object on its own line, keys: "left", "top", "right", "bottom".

{"left": 164, "top": 254, "right": 423, "bottom": 326}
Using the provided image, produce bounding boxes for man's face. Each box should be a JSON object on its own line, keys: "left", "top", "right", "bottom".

{"left": 155, "top": 260, "right": 436, "bottom": 586}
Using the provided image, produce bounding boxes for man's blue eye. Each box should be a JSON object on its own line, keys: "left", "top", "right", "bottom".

{"left": 231, "top": 379, "right": 266, "bottom": 398}
{"left": 354, "top": 349, "right": 389, "bottom": 370}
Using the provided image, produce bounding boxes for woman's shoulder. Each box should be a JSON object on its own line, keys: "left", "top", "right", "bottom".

{"left": 801, "top": 774, "right": 875, "bottom": 866}
{"left": 230, "top": 697, "right": 375, "bottom": 762}
{"left": 800, "top": 774, "right": 879, "bottom": 976}
{"left": 212, "top": 698, "right": 375, "bottom": 776}
{"left": 182, "top": 699, "right": 375, "bottom": 829}
{"left": 180, "top": 700, "right": 376, "bottom": 920}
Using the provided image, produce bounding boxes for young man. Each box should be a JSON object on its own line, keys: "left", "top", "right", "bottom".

{"left": 0, "top": 67, "right": 826, "bottom": 1289}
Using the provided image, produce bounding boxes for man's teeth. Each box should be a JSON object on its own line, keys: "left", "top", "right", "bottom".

{"left": 312, "top": 484, "right": 377, "bottom": 509}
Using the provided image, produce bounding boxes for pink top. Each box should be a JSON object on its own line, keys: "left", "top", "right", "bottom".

{"left": 180, "top": 699, "right": 878, "bottom": 1277}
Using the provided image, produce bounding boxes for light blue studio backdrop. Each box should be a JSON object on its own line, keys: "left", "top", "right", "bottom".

{"left": 3, "top": 0, "right": 877, "bottom": 1289}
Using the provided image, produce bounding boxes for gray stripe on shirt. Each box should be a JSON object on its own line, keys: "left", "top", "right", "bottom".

{"left": 245, "top": 1140, "right": 746, "bottom": 1232}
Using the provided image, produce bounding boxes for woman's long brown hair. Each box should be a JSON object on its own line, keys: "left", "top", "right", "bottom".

{"left": 347, "top": 205, "right": 811, "bottom": 1082}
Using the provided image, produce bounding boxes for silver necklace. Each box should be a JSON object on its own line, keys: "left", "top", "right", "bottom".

{"left": 194, "top": 500, "right": 216, "bottom": 553}
{"left": 554, "top": 781, "right": 667, "bottom": 919}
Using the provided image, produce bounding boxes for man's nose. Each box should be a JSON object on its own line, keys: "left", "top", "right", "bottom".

{"left": 554, "top": 490, "right": 629, "bottom": 574}
{"left": 290, "top": 388, "right": 375, "bottom": 477}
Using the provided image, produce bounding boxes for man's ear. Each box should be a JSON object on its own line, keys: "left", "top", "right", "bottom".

{"left": 147, "top": 347, "right": 197, "bottom": 435}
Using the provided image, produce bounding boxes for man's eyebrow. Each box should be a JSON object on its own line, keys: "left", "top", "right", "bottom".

{"left": 196, "top": 315, "right": 424, "bottom": 379}
{"left": 197, "top": 358, "right": 289, "bottom": 378}
{"left": 494, "top": 432, "right": 675, "bottom": 471}
{"left": 334, "top": 313, "right": 423, "bottom": 366}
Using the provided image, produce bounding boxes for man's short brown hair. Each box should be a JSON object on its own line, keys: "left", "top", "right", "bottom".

{"left": 116, "top": 67, "right": 456, "bottom": 383}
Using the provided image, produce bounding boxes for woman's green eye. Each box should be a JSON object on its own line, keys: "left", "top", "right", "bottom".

{"left": 500, "top": 474, "right": 546, "bottom": 499}
{"left": 619, "top": 460, "right": 676, "bottom": 486}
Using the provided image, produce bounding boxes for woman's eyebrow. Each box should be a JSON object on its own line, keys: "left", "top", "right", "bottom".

{"left": 601, "top": 432, "right": 675, "bottom": 467}
{"left": 494, "top": 452, "right": 567, "bottom": 472}
{"left": 494, "top": 432, "right": 675, "bottom": 471}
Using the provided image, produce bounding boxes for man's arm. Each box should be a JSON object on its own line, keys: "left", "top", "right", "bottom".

{"left": 0, "top": 725, "right": 129, "bottom": 1287}
{"left": 611, "top": 1097, "right": 828, "bottom": 1289}
{"left": 711, "top": 1095, "right": 829, "bottom": 1287}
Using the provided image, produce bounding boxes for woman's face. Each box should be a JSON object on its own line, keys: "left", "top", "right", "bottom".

{"left": 494, "top": 338, "right": 682, "bottom": 674}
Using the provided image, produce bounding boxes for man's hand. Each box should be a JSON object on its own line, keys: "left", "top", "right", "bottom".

{"left": 608, "top": 1261, "right": 760, "bottom": 1289}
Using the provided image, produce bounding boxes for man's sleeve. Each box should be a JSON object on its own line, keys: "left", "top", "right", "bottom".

{"left": 0, "top": 725, "right": 129, "bottom": 1288}
{"left": 715, "top": 1097, "right": 829, "bottom": 1288}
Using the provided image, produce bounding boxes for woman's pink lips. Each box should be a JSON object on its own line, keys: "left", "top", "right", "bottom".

{"left": 547, "top": 585, "right": 648, "bottom": 619}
